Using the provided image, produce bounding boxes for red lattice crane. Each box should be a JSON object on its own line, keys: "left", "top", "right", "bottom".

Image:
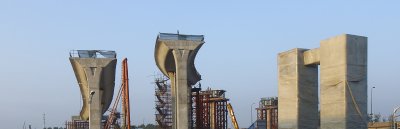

{"left": 105, "top": 58, "right": 131, "bottom": 129}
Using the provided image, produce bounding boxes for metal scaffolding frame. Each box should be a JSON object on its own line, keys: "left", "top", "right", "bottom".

{"left": 65, "top": 120, "right": 119, "bottom": 129}
{"left": 154, "top": 76, "right": 172, "bottom": 129}
{"left": 256, "top": 97, "right": 278, "bottom": 129}
{"left": 154, "top": 76, "right": 228, "bottom": 129}
{"left": 192, "top": 88, "right": 228, "bottom": 129}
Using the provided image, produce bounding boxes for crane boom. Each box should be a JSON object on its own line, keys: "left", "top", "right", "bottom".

{"left": 122, "top": 58, "right": 131, "bottom": 129}
{"left": 104, "top": 58, "right": 131, "bottom": 129}
{"left": 227, "top": 103, "right": 239, "bottom": 129}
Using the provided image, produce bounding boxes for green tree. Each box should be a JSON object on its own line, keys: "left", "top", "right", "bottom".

{"left": 134, "top": 124, "right": 156, "bottom": 129}
{"left": 144, "top": 124, "right": 156, "bottom": 129}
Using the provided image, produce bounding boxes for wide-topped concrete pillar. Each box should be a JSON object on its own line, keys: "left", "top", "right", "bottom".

{"left": 278, "top": 48, "right": 319, "bottom": 129}
{"left": 69, "top": 50, "right": 117, "bottom": 129}
{"left": 320, "top": 34, "right": 368, "bottom": 129}
{"left": 155, "top": 33, "right": 204, "bottom": 129}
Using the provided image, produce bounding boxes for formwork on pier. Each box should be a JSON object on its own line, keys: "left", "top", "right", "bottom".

{"left": 192, "top": 88, "right": 228, "bottom": 129}
{"left": 154, "top": 76, "right": 228, "bottom": 129}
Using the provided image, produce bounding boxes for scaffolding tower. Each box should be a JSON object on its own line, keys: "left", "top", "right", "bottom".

{"left": 256, "top": 97, "right": 278, "bottom": 129}
{"left": 154, "top": 77, "right": 228, "bottom": 129}
{"left": 192, "top": 88, "right": 228, "bottom": 129}
{"left": 154, "top": 76, "right": 172, "bottom": 129}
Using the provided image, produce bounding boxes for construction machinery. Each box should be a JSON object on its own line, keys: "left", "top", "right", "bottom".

{"left": 227, "top": 103, "right": 239, "bottom": 129}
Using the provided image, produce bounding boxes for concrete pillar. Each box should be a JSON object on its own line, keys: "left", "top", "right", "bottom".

{"left": 155, "top": 33, "right": 204, "bottom": 129}
{"left": 210, "top": 102, "right": 216, "bottom": 129}
{"left": 172, "top": 49, "right": 191, "bottom": 129}
{"left": 70, "top": 50, "right": 117, "bottom": 129}
{"left": 168, "top": 72, "right": 177, "bottom": 129}
{"left": 278, "top": 48, "right": 319, "bottom": 129}
{"left": 320, "top": 34, "right": 368, "bottom": 129}
{"left": 85, "top": 66, "right": 103, "bottom": 129}
{"left": 70, "top": 58, "right": 117, "bottom": 129}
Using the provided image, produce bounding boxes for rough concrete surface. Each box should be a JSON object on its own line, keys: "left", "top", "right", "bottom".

{"left": 278, "top": 48, "right": 319, "bottom": 129}
{"left": 154, "top": 33, "right": 204, "bottom": 129}
{"left": 70, "top": 57, "right": 117, "bottom": 129}
{"left": 320, "top": 34, "right": 368, "bottom": 129}
{"left": 278, "top": 34, "right": 367, "bottom": 129}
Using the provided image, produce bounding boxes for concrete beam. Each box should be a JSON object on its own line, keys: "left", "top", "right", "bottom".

{"left": 303, "top": 48, "right": 320, "bottom": 65}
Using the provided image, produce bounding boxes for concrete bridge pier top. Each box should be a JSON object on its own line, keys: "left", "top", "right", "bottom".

{"left": 155, "top": 33, "right": 204, "bottom": 129}
{"left": 69, "top": 50, "right": 117, "bottom": 129}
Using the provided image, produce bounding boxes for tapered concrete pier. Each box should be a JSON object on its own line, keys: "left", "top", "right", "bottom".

{"left": 69, "top": 50, "right": 117, "bottom": 129}
{"left": 155, "top": 33, "right": 204, "bottom": 129}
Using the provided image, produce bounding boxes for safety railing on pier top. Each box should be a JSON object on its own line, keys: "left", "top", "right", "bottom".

{"left": 69, "top": 50, "right": 116, "bottom": 58}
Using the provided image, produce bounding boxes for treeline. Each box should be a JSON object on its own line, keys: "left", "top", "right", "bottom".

{"left": 131, "top": 123, "right": 157, "bottom": 129}
{"left": 45, "top": 124, "right": 158, "bottom": 129}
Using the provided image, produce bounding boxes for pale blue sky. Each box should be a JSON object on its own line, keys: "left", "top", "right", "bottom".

{"left": 1, "top": 0, "right": 400, "bottom": 128}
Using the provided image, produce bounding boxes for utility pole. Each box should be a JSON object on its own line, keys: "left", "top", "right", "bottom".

{"left": 43, "top": 113, "right": 45, "bottom": 129}
{"left": 251, "top": 103, "right": 256, "bottom": 125}
{"left": 371, "top": 87, "right": 375, "bottom": 116}
{"left": 370, "top": 86, "right": 376, "bottom": 122}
